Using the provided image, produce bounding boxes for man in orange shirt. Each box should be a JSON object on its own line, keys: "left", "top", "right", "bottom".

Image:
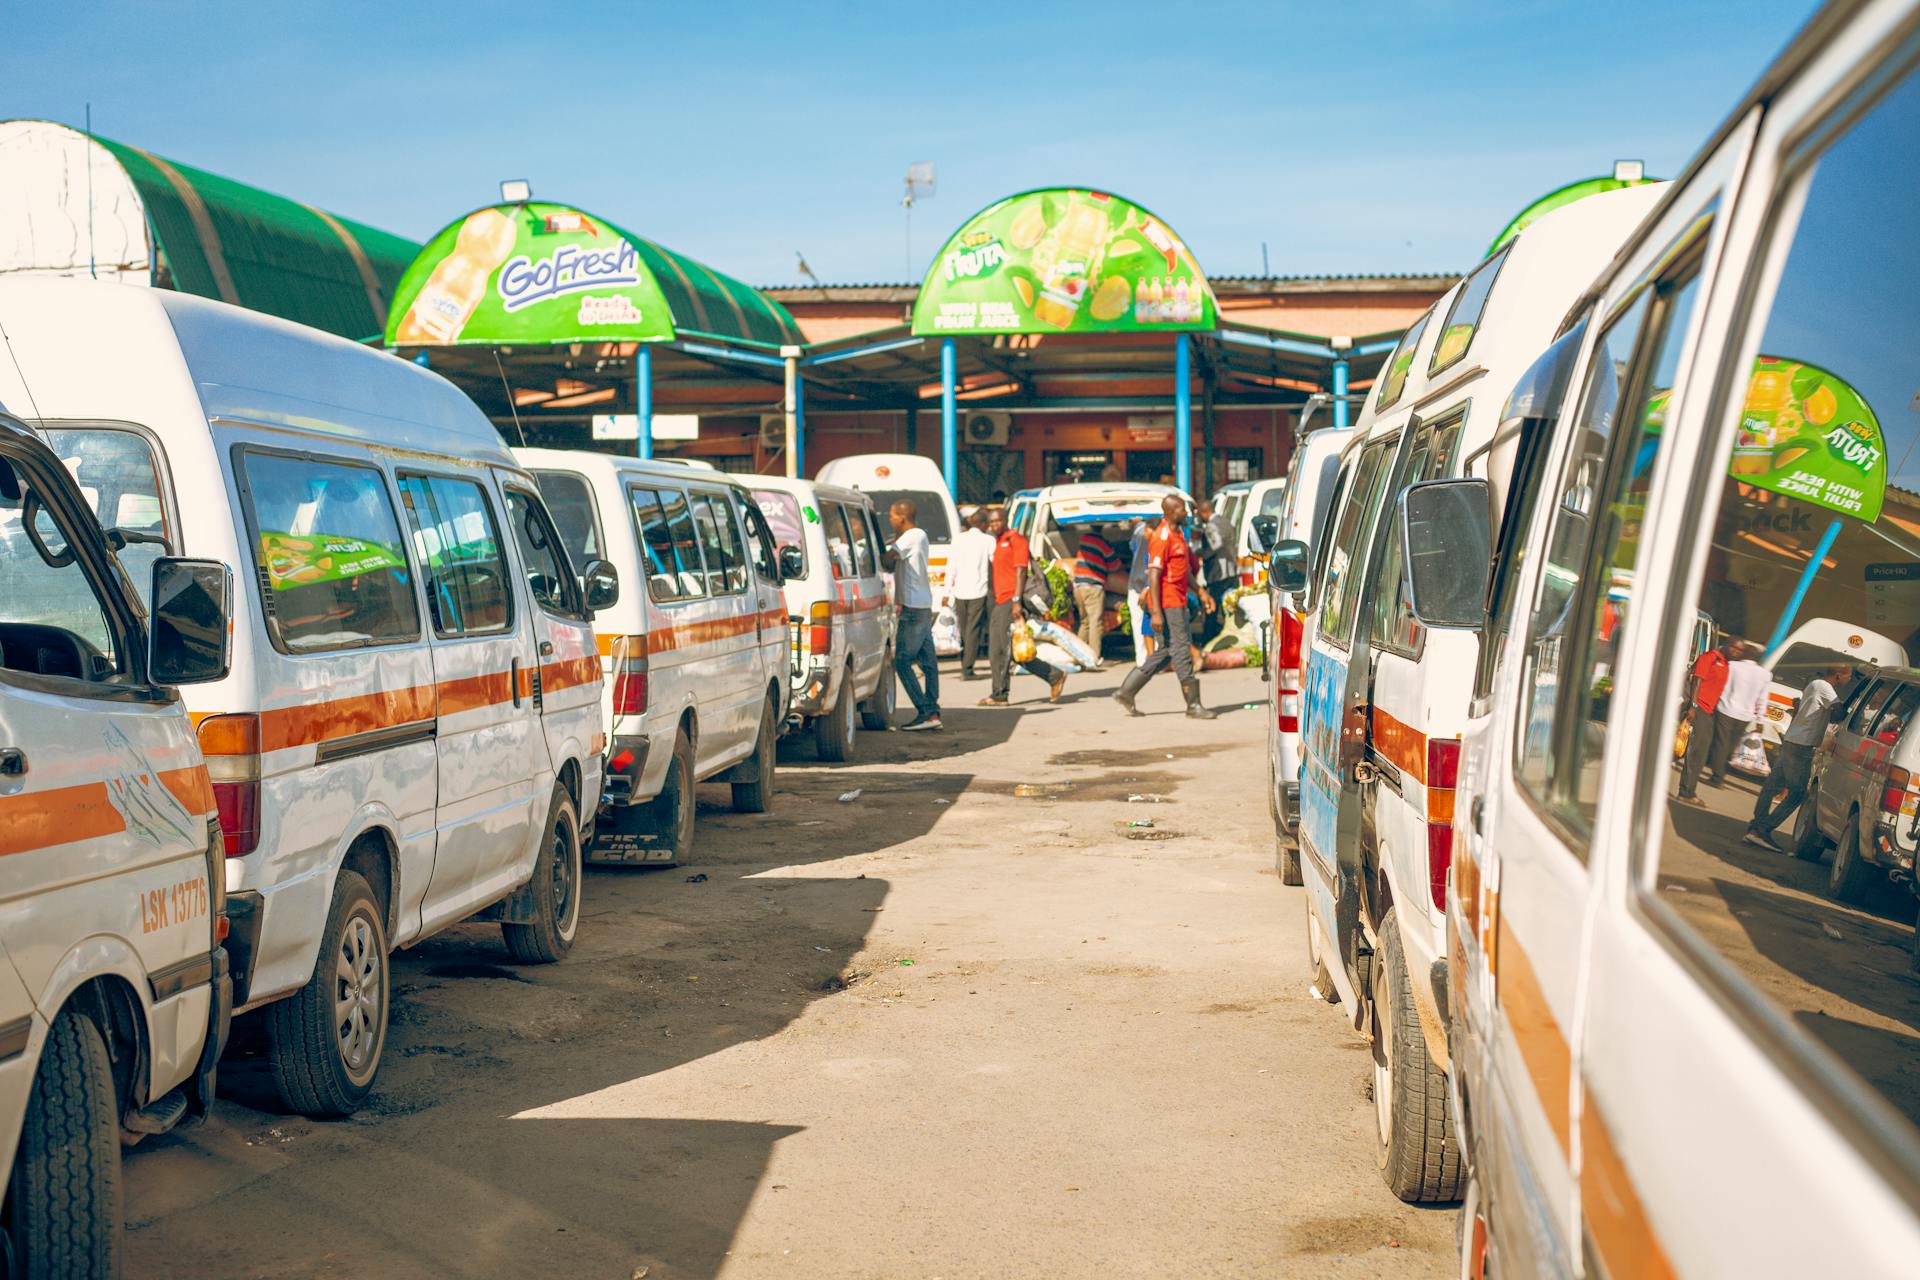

{"left": 1113, "top": 493, "right": 1215, "bottom": 719}
{"left": 979, "top": 508, "right": 1068, "bottom": 707}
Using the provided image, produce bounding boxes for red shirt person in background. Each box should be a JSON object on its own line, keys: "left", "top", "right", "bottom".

{"left": 978, "top": 509, "right": 1068, "bottom": 707}
{"left": 1113, "top": 494, "right": 1216, "bottom": 719}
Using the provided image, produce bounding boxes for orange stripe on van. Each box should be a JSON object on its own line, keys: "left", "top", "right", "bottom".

{"left": 438, "top": 670, "right": 515, "bottom": 718}
{"left": 159, "top": 764, "right": 216, "bottom": 816}
{"left": 1581, "top": 1093, "right": 1677, "bottom": 1279}
{"left": 1493, "top": 918, "right": 1573, "bottom": 1158}
{"left": 1370, "top": 706, "right": 1429, "bottom": 784}
{"left": 595, "top": 608, "right": 789, "bottom": 659}
{"left": 249, "top": 683, "right": 439, "bottom": 753}
{"left": 0, "top": 781, "right": 125, "bottom": 856}
{"left": 540, "top": 655, "right": 602, "bottom": 693}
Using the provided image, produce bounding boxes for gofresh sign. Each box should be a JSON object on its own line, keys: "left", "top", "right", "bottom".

{"left": 386, "top": 202, "right": 675, "bottom": 346}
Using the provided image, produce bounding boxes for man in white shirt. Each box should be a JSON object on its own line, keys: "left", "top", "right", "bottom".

{"left": 883, "top": 500, "right": 941, "bottom": 731}
{"left": 1711, "top": 642, "right": 1774, "bottom": 784}
{"left": 948, "top": 508, "right": 995, "bottom": 680}
{"left": 1747, "top": 662, "right": 1851, "bottom": 849}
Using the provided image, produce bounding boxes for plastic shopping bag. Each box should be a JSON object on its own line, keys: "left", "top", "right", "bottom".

{"left": 1672, "top": 714, "right": 1692, "bottom": 762}
{"left": 1010, "top": 618, "right": 1037, "bottom": 665}
{"left": 1731, "top": 726, "right": 1771, "bottom": 776}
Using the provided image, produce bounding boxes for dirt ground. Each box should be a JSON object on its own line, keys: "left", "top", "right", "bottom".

{"left": 124, "top": 663, "right": 1455, "bottom": 1279}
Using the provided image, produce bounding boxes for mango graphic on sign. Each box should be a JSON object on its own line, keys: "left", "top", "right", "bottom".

{"left": 1732, "top": 356, "right": 1885, "bottom": 521}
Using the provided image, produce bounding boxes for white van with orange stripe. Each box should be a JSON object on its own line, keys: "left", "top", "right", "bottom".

{"left": 1430, "top": 3, "right": 1920, "bottom": 1271}
{"left": 0, "top": 408, "right": 233, "bottom": 1272}
{"left": 748, "top": 476, "right": 898, "bottom": 759}
{"left": 519, "top": 450, "right": 789, "bottom": 862}
{"left": 814, "top": 454, "right": 963, "bottom": 654}
{"left": 0, "top": 279, "right": 608, "bottom": 1120}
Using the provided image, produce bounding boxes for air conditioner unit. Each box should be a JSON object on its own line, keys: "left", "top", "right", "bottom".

{"left": 965, "top": 410, "right": 1011, "bottom": 446}
{"left": 758, "top": 415, "right": 787, "bottom": 450}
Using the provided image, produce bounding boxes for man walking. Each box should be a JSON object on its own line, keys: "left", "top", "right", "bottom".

{"left": 1114, "top": 494, "right": 1216, "bottom": 719}
{"left": 1072, "top": 523, "right": 1124, "bottom": 664}
{"left": 1678, "top": 637, "right": 1766, "bottom": 802}
{"left": 883, "top": 499, "right": 941, "bottom": 731}
{"left": 980, "top": 508, "right": 1068, "bottom": 707}
{"left": 949, "top": 508, "right": 994, "bottom": 679}
{"left": 1746, "top": 663, "right": 1850, "bottom": 848}
{"left": 1126, "top": 517, "right": 1153, "bottom": 665}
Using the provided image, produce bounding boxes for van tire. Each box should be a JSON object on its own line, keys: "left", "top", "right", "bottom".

{"left": 731, "top": 697, "right": 777, "bottom": 814}
{"left": 8, "top": 1009, "right": 121, "bottom": 1279}
{"left": 1277, "top": 833, "right": 1303, "bottom": 886}
{"left": 814, "top": 676, "right": 856, "bottom": 763}
{"left": 1829, "top": 819, "right": 1878, "bottom": 905}
{"left": 1792, "top": 785, "right": 1828, "bottom": 860}
{"left": 859, "top": 652, "right": 896, "bottom": 731}
{"left": 1372, "top": 910, "right": 1463, "bottom": 1203}
{"left": 1305, "top": 903, "right": 1334, "bottom": 1001}
{"left": 503, "top": 785, "right": 583, "bottom": 964}
{"left": 265, "top": 870, "right": 387, "bottom": 1119}
{"left": 646, "top": 731, "right": 697, "bottom": 865}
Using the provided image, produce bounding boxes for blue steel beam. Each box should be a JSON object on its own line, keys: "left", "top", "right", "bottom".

{"left": 1332, "top": 359, "right": 1350, "bottom": 430}
{"left": 941, "top": 338, "right": 958, "bottom": 497}
{"left": 636, "top": 343, "right": 653, "bottom": 461}
{"left": 672, "top": 340, "right": 789, "bottom": 369}
{"left": 794, "top": 372, "right": 807, "bottom": 478}
{"left": 1212, "top": 329, "right": 1339, "bottom": 359}
{"left": 803, "top": 335, "right": 926, "bottom": 367}
{"left": 1352, "top": 337, "right": 1400, "bottom": 357}
{"left": 1175, "top": 334, "right": 1192, "bottom": 493}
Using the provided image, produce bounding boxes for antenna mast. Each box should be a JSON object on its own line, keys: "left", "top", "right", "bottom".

{"left": 902, "top": 162, "right": 936, "bottom": 280}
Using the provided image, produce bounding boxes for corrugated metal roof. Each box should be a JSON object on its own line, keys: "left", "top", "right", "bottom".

{"left": 626, "top": 231, "right": 804, "bottom": 348}
{"left": 92, "top": 136, "right": 419, "bottom": 340}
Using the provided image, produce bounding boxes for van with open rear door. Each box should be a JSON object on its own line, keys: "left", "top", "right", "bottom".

{"left": 815, "top": 453, "right": 963, "bottom": 654}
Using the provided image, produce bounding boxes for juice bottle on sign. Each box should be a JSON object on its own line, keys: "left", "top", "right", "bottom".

{"left": 1031, "top": 198, "right": 1107, "bottom": 328}
{"left": 394, "top": 207, "right": 519, "bottom": 345}
{"left": 1733, "top": 362, "right": 1792, "bottom": 475}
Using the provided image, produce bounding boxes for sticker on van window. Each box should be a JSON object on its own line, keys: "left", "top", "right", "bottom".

{"left": 259, "top": 532, "right": 406, "bottom": 590}
{"left": 803, "top": 506, "right": 819, "bottom": 523}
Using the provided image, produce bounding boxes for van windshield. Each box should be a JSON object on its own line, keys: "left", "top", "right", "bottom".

{"left": 751, "top": 490, "right": 808, "bottom": 577}
{"left": 863, "top": 490, "right": 951, "bottom": 541}
{"left": 1768, "top": 643, "right": 1859, "bottom": 692}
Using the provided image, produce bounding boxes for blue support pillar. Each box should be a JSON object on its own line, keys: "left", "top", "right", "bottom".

{"left": 1174, "top": 333, "right": 1192, "bottom": 494}
{"left": 940, "top": 337, "right": 958, "bottom": 497}
{"left": 635, "top": 343, "right": 654, "bottom": 460}
{"left": 1766, "top": 518, "right": 1844, "bottom": 655}
{"left": 794, "top": 372, "right": 806, "bottom": 479}
{"left": 1332, "top": 358, "right": 1350, "bottom": 431}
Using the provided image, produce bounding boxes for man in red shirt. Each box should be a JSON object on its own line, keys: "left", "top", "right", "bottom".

{"left": 979, "top": 508, "right": 1068, "bottom": 707}
{"left": 1113, "top": 493, "right": 1216, "bottom": 719}
{"left": 1678, "top": 636, "right": 1738, "bottom": 803}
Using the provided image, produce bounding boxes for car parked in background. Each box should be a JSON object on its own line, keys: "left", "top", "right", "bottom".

{"left": 1743, "top": 618, "right": 1905, "bottom": 772}
{"left": 1793, "top": 666, "right": 1920, "bottom": 903}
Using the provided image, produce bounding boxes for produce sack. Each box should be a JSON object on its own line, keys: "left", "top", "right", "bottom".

{"left": 1035, "top": 642, "right": 1083, "bottom": 673}
{"left": 1031, "top": 618, "right": 1099, "bottom": 670}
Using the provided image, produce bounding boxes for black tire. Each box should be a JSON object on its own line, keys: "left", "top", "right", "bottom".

{"left": 1305, "top": 900, "right": 1334, "bottom": 1000}
{"left": 7, "top": 1010, "right": 121, "bottom": 1279}
{"left": 814, "top": 672, "right": 856, "bottom": 763}
{"left": 503, "top": 785, "right": 583, "bottom": 964}
{"left": 731, "top": 696, "right": 777, "bottom": 814}
{"left": 1372, "top": 910, "right": 1463, "bottom": 1203}
{"left": 1277, "top": 832, "right": 1303, "bottom": 886}
{"left": 1792, "top": 785, "right": 1829, "bottom": 861}
{"left": 645, "top": 730, "right": 697, "bottom": 865}
{"left": 859, "top": 652, "right": 896, "bottom": 731}
{"left": 264, "top": 869, "right": 387, "bottom": 1119}
{"left": 1829, "top": 818, "right": 1878, "bottom": 905}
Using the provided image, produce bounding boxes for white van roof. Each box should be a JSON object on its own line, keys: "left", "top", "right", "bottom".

{"left": 814, "top": 453, "right": 950, "bottom": 490}
{"left": 743, "top": 473, "right": 867, "bottom": 506}
{"left": 513, "top": 446, "right": 755, "bottom": 491}
{"left": 0, "top": 277, "right": 512, "bottom": 465}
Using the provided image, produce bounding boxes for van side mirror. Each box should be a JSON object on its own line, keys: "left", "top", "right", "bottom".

{"left": 778, "top": 544, "right": 804, "bottom": 580}
{"left": 150, "top": 558, "right": 231, "bottom": 686}
{"left": 1249, "top": 514, "right": 1279, "bottom": 554}
{"left": 1268, "top": 539, "right": 1310, "bottom": 594}
{"left": 581, "top": 559, "right": 619, "bottom": 611}
{"left": 1399, "top": 479, "right": 1491, "bottom": 630}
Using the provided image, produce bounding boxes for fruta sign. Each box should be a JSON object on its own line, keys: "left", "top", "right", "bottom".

{"left": 499, "top": 240, "right": 641, "bottom": 312}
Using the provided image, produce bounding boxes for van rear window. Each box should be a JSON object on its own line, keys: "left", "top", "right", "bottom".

{"left": 864, "top": 490, "right": 951, "bottom": 542}
{"left": 238, "top": 451, "right": 420, "bottom": 653}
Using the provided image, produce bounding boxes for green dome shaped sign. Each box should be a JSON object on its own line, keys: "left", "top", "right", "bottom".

{"left": 912, "top": 188, "right": 1216, "bottom": 336}
{"left": 1487, "top": 173, "right": 1662, "bottom": 258}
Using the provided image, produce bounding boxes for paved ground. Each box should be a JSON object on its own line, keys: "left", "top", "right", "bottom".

{"left": 125, "top": 662, "right": 1455, "bottom": 1279}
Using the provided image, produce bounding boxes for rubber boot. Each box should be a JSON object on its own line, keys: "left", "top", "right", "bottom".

{"left": 1113, "top": 666, "right": 1151, "bottom": 717}
{"left": 1181, "top": 677, "right": 1217, "bottom": 720}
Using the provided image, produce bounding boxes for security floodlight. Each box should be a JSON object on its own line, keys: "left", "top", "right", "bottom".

{"left": 1613, "top": 160, "right": 1645, "bottom": 183}
{"left": 500, "top": 179, "right": 533, "bottom": 204}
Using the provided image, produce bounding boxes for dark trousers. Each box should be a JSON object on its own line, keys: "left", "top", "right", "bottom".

{"left": 1753, "top": 741, "right": 1814, "bottom": 834}
{"left": 1679, "top": 710, "right": 1743, "bottom": 798}
{"left": 895, "top": 606, "right": 939, "bottom": 717}
{"left": 989, "top": 599, "right": 1062, "bottom": 700}
{"left": 954, "top": 594, "right": 989, "bottom": 676}
{"left": 1135, "top": 605, "right": 1196, "bottom": 683}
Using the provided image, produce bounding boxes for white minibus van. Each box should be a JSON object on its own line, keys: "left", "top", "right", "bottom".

{"left": 1435, "top": 3, "right": 1920, "bottom": 1269}
{"left": 519, "top": 450, "right": 789, "bottom": 860}
{"left": 814, "top": 454, "right": 962, "bottom": 653}
{"left": 0, "top": 408, "right": 233, "bottom": 1274}
{"left": 0, "top": 279, "right": 608, "bottom": 1119}
{"left": 748, "top": 476, "right": 897, "bottom": 759}
{"left": 1269, "top": 183, "right": 1662, "bottom": 1203}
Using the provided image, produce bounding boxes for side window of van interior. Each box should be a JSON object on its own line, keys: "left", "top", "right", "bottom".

{"left": 823, "top": 505, "right": 853, "bottom": 578}
{"left": 505, "top": 489, "right": 585, "bottom": 619}
{"left": 397, "top": 474, "right": 512, "bottom": 636}
{"left": 1370, "top": 413, "right": 1464, "bottom": 654}
{"left": 749, "top": 490, "right": 804, "bottom": 576}
{"left": 861, "top": 505, "right": 888, "bottom": 573}
{"left": 631, "top": 487, "right": 707, "bottom": 603}
{"left": 1374, "top": 306, "right": 1433, "bottom": 412}
{"left": 1317, "top": 440, "right": 1393, "bottom": 649}
{"left": 1644, "top": 59, "right": 1920, "bottom": 1142}
{"left": 739, "top": 496, "right": 780, "bottom": 581}
{"left": 0, "top": 457, "right": 124, "bottom": 681}
{"left": 696, "top": 493, "right": 748, "bottom": 594}
{"left": 1428, "top": 244, "right": 1510, "bottom": 376}
{"left": 837, "top": 504, "right": 874, "bottom": 576}
{"left": 239, "top": 451, "right": 420, "bottom": 653}
{"left": 43, "top": 426, "right": 171, "bottom": 609}
{"left": 531, "top": 470, "right": 602, "bottom": 571}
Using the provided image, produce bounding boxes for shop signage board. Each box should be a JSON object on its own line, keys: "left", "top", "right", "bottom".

{"left": 912, "top": 189, "right": 1216, "bottom": 336}
{"left": 387, "top": 202, "right": 675, "bottom": 347}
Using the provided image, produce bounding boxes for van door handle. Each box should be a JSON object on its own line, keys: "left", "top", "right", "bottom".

{"left": 0, "top": 747, "right": 26, "bottom": 777}
{"left": 1471, "top": 796, "right": 1484, "bottom": 834}
{"left": 511, "top": 659, "right": 522, "bottom": 707}
{"left": 539, "top": 640, "right": 554, "bottom": 657}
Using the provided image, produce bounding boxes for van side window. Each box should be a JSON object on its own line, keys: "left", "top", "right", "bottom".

{"left": 740, "top": 495, "right": 781, "bottom": 581}
{"left": 1370, "top": 413, "right": 1465, "bottom": 654}
{"left": 0, "top": 460, "right": 125, "bottom": 681}
{"left": 397, "top": 474, "right": 512, "bottom": 636}
{"left": 835, "top": 504, "right": 874, "bottom": 576}
{"left": 1870, "top": 683, "right": 1920, "bottom": 743}
{"left": 1375, "top": 306, "right": 1433, "bottom": 412}
{"left": 1429, "top": 244, "right": 1510, "bottom": 376}
{"left": 44, "top": 426, "right": 171, "bottom": 609}
{"left": 697, "top": 492, "right": 748, "bottom": 594}
{"left": 631, "top": 487, "right": 706, "bottom": 603}
{"left": 1318, "top": 440, "right": 1392, "bottom": 649}
{"left": 238, "top": 450, "right": 419, "bottom": 653}
{"left": 823, "top": 506, "right": 853, "bottom": 578}
{"left": 750, "top": 489, "right": 806, "bottom": 576}
{"left": 505, "top": 489, "right": 585, "bottom": 619}
{"left": 1642, "top": 61, "right": 1920, "bottom": 1145}
{"left": 531, "top": 470, "right": 602, "bottom": 569}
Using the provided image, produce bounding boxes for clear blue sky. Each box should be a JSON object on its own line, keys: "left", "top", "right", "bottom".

{"left": 7, "top": 0, "right": 1816, "bottom": 286}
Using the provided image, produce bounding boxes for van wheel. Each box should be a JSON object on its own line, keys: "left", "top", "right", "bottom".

{"left": 1829, "top": 819, "right": 1878, "bottom": 905}
{"left": 265, "top": 870, "right": 387, "bottom": 1119}
{"left": 860, "top": 652, "right": 896, "bottom": 731}
{"left": 814, "top": 675, "right": 856, "bottom": 763}
{"left": 1372, "top": 910, "right": 1463, "bottom": 1203}
{"left": 503, "top": 785, "right": 583, "bottom": 964}
{"left": 1792, "top": 786, "right": 1828, "bottom": 861}
{"left": 6, "top": 1009, "right": 121, "bottom": 1279}
{"left": 732, "top": 697, "right": 777, "bottom": 814}
{"left": 1277, "top": 833, "right": 1303, "bottom": 886}
{"left": 646, "top": 731, "right": 697, "bottom": 865}
{"left": 1305, "top": 902, "right": 1334, "bottom": 1001}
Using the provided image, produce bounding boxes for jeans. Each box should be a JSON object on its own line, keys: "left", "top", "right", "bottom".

{"left": 1753, "top": 740, "right": 1815, "bottom": 834}
{"left": 1679, "top": 711, "right": 1744, "bottom": 798}
{"left": 954, "top": 595, "right": 988, "bottom": 676}
{"left": 1133, "top": 604, "right": 1195, "bottom": 683}
{"left": 1073, "top": 581, "right": 1106, "bottom": 657}
{"left": 895, "top": 606, "right": 939, "bottom": 717}
{"left": 989, "top": 599, "right": 1063, "bottom": 701}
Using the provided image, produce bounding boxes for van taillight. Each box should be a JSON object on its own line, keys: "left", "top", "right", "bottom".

{"left": 197, "top": 714, "right": 261, "bottom": 858}
{"left": 809, "top": 601, "right": 833, "bottom": 656}
{"left": 1881, "top": 767, "right": 1912, "bottom": 818}
{"left": 1428, "top": 739, "right": 1461, "bottom": 790}
{"left": 1279, "top": 610, "right": 1303, "bottom": 668}
{"left": 1427, "top": 738, "right": 1461, "bottom": 912}
{"left": 613, "top": 657, "right": 649, "bottom": 717}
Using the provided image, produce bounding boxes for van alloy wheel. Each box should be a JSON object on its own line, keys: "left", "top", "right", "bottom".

{"left": 504, "top": 785, "right": 583, "bottom": 963}
{"left": 266, "top": 869, "right": 388, "bottom": 1117}
{"left": 335, "top": 915, "right": 382, "bottom": 1077}
{"left": 1792, "top": 785, "right": 1827, "bottom": 861}
{"left": 860, "top": 652, "right": 896, "bottom": 731}
{"left": 1828, "top": 819, "right": 1878, "bottom": 904}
